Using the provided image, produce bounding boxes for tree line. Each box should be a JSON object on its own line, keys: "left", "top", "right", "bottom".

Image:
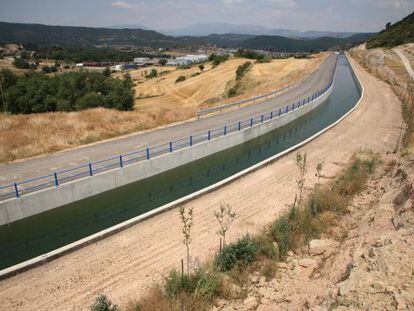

{"left": 0, "top": 69, "right": 135, "bottom": 114}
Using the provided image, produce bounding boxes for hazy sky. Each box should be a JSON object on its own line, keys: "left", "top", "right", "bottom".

{"left": 0, "top": 0, "right": 413, "bottom": 32}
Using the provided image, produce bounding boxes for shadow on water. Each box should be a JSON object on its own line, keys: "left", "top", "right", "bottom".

{"left": 0, "top": 55, "right": 361, "bottom": 270}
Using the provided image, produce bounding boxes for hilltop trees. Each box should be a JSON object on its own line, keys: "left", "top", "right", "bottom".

{"left": 0, "top": 69, "right": 134, "bottom": 114}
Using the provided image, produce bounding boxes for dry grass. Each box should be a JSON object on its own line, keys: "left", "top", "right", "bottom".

{"left": 0, "top": 54, "right": 327, "bottom": 163}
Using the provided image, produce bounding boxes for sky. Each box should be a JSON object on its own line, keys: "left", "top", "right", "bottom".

{"left": 0, "top": 0, "right": 413, "bottom": 32}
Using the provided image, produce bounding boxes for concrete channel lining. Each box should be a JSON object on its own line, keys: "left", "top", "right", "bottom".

{"left": 0, "top": 85, "right": 333, "bottom": 226}
{"left": 0, "top": 55, "right": 363, "bottom": 279}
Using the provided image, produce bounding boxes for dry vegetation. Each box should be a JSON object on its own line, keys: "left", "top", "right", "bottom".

{"left": 0, "top": 54, "right": 326, "bottom": 163}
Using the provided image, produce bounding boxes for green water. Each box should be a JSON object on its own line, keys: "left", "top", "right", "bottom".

{"left": 0, "top": 55, "right": 361, "bottom": 270}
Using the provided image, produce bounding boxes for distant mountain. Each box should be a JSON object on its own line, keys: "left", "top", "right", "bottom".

{"left": 0, "top": 21, "right": 181, "bottom": 48}
{"left": 367, "top": 11, "right": 414, "bottom": 49}
{"left": 163, "top": 22, "right": 358, "bottom": 38}
{"left": 239, "top": 33, "right": 375, "bottom": 52}
{"left": 110, "top": 24, "right": 152, "bottom": 31}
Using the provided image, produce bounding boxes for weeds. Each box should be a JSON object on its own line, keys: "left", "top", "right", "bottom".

{"left": 214, "top": 203, "right": 237, "bottom": 248}
{"left": 90, "top": 294, "right": 119, "bottom": 311}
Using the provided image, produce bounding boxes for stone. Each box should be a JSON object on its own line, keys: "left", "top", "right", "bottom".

{"left": 299, "top": 258, "right": 317, "bottom": 268}
{"left": 277, "top": 262, "right": 289, "bottom": 269}
{"left": 215, "top": 298, "right": 226, "bottom": 308}
{"left": 257, "top": 305, "right": 275, "bottom": 311}
{"left": 257, "top": 287, "right": 274, "bottom": 299}
{"left": 243, "top": 296, "right": 258, "bottom": 310}
{"left": 250, "top": 275, "right": 259, "bottom": 283}
{"left": 309, "top": 239, "right": 335, "bottom": 256}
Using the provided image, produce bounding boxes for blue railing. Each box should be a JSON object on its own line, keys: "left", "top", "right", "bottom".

{"left": 0, "top": 78, "right": 335, "bottom": 201}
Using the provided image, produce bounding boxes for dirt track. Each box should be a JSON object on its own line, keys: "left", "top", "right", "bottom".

{"left": 0, "top": 55, "right": 403, "bottom": 310}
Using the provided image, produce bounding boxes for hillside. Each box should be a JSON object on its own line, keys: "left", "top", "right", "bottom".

{"left": 240, "top": 34, "right": 374, "bottom": 52}
{"left": 367, "top": 11, "right": 414, "bottom": 49}
{"left": 0, "top": 22, "right": 181, "bottom": 48}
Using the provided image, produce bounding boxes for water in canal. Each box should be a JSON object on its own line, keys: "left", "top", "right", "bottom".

{"left": 0, "top": 55, "right": 361, "bottom": 270}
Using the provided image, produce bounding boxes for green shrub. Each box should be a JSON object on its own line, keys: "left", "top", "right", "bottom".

{"left": 90, "top": 294, "right": 118, "bottom": 311}
{"left": 215, "top": 235, "right": 258, "bottom": 271}
{"left": 146, "top": 69, "right": 158, "bottom": 78}
{"left": 12, "top": 58, "right": 30, "bottom": 69}
{"left": 236, "top": 62, "right": 252, "bottom": 81}
{"left": 270, "top": 215, "right": 293, "bottom": 257}
{"left": 164, "top": 268, "right": 220, "bottom": 303}
{"left": 176, "top": 75, "right": 186, "bottom": 83}
{"left": 254, "top": 235, "right": 278, "bottom": 260}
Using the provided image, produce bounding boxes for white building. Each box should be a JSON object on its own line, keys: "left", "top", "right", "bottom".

{"left": 167, "top": 54, "right": 208, "bottom": 66}
{"left": 134, "top": 57, "right": 150, "bottom": 65}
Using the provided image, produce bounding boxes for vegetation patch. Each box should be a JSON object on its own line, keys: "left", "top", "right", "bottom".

{"left": 227, "top": 61, "right": 253, "bottom": 98}
{"left": 0, "top": 69, "right": 134, "bottom": 114}
{"left": 175, "top": 75, "right": 186, "bottom": 83}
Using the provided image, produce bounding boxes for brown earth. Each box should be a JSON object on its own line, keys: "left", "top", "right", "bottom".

{"left": 0, "top": 55, "right": 403, "bottom": 310}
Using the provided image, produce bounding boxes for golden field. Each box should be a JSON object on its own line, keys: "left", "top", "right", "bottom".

{"left": 0, "top": 53, "right": 327, "bottom": 163}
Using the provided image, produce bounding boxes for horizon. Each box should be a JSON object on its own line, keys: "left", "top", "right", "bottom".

{"left": 0, "top": 0, "right": 413, "bottom": 34}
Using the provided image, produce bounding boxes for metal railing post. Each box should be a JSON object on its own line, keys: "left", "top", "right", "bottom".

{"left": 119, "top": 155, "right": 123, "bottom": 168}
{"left": 279, "top": 108, "right": 282, "bottom": 116}
{"left": 238, "top": 122, "right": 241, "bottom": 131}
{"left": 261, "top": 114, "right": 264, "bottom": 123}
{"left": 270, "top": 111, "right": 273, "bottom": 119}
{"left": 54, "top": 172, "right": 59, "bottom": 186}
{"left": 250, "top": 118, "right": 253, "bottom": 127}
{"left": 146, "top": 148, "right": 150, "bottom": 160}
{"left": 14, "top": 183, "right": 19, "bottom": 198}
{"left": 88, "top": 163, "right": 93, "bottom": 176}
{"left": 208, "top": 130, "right": 211, "bottom": 140}
{"left": 286, "top": 106, "right": 289, "bottom": 113}
{"left": 169, "top": 141, "right": 173, "bottom": 152}
{"left": 224, "top": 126, "right": 227, "bottom": 135}
{"left": 190, "top": 135, "right": 193, "bottom": 146}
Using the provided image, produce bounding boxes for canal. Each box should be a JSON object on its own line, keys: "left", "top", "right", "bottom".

{"left": 0, "top": 55, "right": 361, "bottom": 270}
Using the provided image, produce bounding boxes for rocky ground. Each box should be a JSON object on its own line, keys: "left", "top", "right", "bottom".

{"left": 213, "top": 155, "right": 414, "bottom": 311}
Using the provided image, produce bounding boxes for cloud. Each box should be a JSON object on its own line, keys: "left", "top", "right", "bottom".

{"left": 111, "top": 1, "right": 135, "bottom": 10}
{"left": 223, "top": 0, "right": 244, "bottom": 5}
{"left": 266, "top": 0, "right": 296, "bottom": 9}
{"left": 351, "top": 0, "right": 413, "bottom": 9}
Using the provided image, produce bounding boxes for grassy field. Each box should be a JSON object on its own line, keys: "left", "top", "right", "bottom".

{"left": 0, "top": 54, "right": 327, "bottom": 163}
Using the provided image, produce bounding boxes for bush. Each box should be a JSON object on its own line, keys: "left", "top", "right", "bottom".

{"left": 254, "top": 235, "right": 278, "bottom": 260}
{"left": 164, "top": 268, "right": 220, "bottom": 303}
{"left": 146, "top": 69, "right": 158, "bottom": 78}
{"left": 12, "top": 58, "right": 30, "bottom": 69}
{"left": 209, "top": 54, "right": 229, "bottom": 67}
{"left": 236, "top": 62, "right": 252, "bottom": 81}
{"left": 215, "top": 235, "right": 258, "bottom": 271}
{"left": 176, "top": 75, "right": 186, "bottom": 83}
{"left": 90, "top": 294, "right": 118, "bottom": 311}
{"left": 270, "top": 215, "right": 293, "bottom": 257}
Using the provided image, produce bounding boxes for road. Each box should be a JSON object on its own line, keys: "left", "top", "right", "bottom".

{"left": 394, "top": 48, "right": 414, "bottom": 80}
{"left": 0, "top": 54, "right": 337, "bottom": 187}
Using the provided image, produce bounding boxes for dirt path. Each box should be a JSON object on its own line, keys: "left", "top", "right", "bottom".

{"left": 394, "top": 48, "right": 414, "bottom": 79}
{"left": 0, "top": 56, "right": 402, "bottom": 310}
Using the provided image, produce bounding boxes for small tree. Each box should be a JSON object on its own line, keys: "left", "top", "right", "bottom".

{"left": 179, "top": 206, "right": 194, "bottom": 275}
{"left": 159, "top": 59, "right": 167, "bottom": 78}
{"left": 295, "top": 152, "right": 307, "bottom": 205}
{"left": 103, "top": 67, "right": 111, "bottom": 77}
{"left": 315, "top": 162, "right": 323, "bottom": 189}
{"left": 214, "top": 203, "right": 237, "bottom": 248}
{"left": 199, "top": 64, "right": 205, "bottom": 72}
